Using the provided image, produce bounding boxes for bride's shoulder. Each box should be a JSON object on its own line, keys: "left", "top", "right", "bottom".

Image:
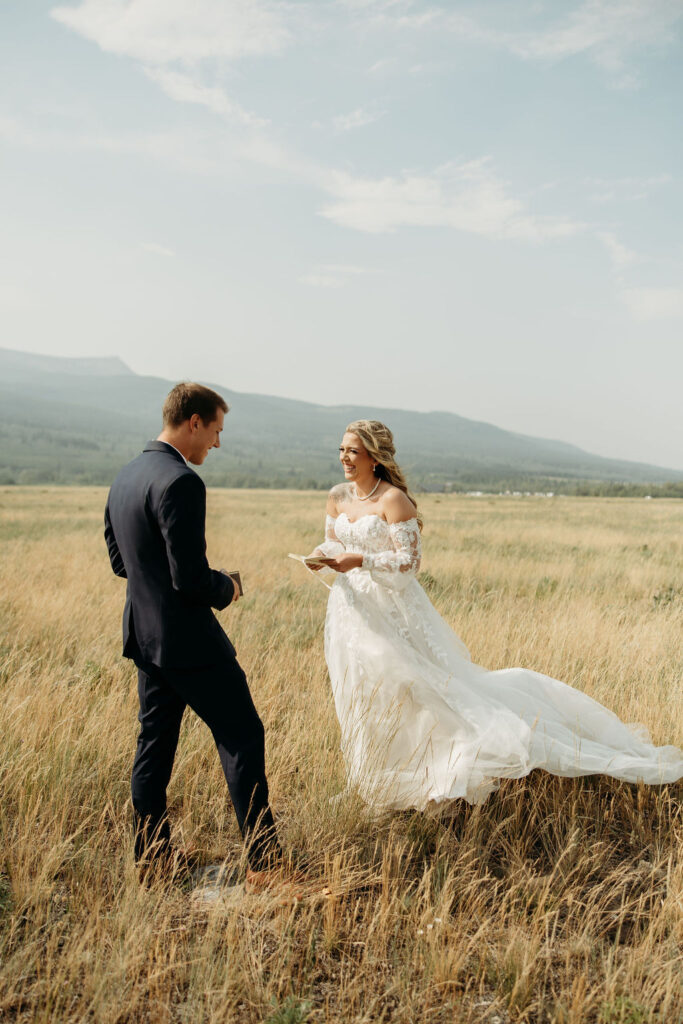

{"left": 381, "top": 486, "right": 418, "bottom": 524}
{"left": 327, "top": 482, "right": 352, "bottom": 516}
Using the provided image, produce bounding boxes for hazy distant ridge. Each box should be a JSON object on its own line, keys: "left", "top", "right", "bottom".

{"left": 1, "top": 346, "right": 681, "bottom": 490}
{"left": 0, "top": 349, "right": 133, "bottom": 380}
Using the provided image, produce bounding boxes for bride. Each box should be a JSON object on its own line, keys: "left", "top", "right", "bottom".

{"left": 306, "top": 419, "right": 683, "bottom": 809}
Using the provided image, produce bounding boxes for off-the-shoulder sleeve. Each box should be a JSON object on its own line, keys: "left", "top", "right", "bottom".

{"left": 362, "top": 518, "right": 421, "bottom": 590}
{"left": 315, "top": 514, "right": 346, "bottom": 558}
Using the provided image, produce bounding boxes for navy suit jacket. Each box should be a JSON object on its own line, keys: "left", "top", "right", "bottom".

{"left": 104, "top": 441, "right": 236, "bottom": 669}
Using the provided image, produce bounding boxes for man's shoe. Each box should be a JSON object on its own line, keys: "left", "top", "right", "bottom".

{"left": 137, "top": 848, "right": 204, "bottom": 887}
{"left": 245, "top": 864, "right": 310, "bottom": 900}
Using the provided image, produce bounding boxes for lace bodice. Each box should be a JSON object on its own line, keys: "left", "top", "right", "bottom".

{"left": 317, "top": 512, "right": 421, "bottom": 588}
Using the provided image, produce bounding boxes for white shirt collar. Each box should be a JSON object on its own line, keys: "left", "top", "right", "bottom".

{"left": 159, "top": 440, "right": 188, "bottom": 465}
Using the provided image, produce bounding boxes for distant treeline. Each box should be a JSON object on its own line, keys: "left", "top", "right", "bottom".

{"left": 441, "top": 478, "right": 683, "bottom": 499}
{"left": 1, "top": 465, "right": 681, "bottom": 497}
{"left": 559, "top": 481, "right": 683, "bottom": 498}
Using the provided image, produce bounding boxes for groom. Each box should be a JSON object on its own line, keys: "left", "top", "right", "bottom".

{"left": 104, "top": 382, "right": 281, "bottom": 881}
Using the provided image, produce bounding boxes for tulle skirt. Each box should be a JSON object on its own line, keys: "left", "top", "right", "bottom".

{"left": 323, "top": 572, "right": 683, "bottom": 808}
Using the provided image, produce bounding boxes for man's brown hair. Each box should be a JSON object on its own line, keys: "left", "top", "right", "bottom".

{"left": 162, "top": 382, "right": 229, "bottom": 428}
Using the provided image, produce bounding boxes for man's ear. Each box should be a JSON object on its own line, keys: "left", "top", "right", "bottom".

{"left": 189, "top": 413, "right": 201, "bottom": 432}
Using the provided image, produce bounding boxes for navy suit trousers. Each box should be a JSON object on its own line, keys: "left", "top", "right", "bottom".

{"left": 131, "top": 653, "right": 279, "bottom": 870}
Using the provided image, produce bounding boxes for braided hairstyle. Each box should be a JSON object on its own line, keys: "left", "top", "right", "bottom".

{"left": 345, "top": 419, "right": 422, "bottom": 529}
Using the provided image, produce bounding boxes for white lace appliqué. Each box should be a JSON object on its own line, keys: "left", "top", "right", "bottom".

{"left": 361, "top": 519, "right": 421, "bottom": 578}
{"left": 316, "top": 513, "right": 421, "bottom": 592}
{"left": 315, "top": 514, "right": 346, "bottom": 559}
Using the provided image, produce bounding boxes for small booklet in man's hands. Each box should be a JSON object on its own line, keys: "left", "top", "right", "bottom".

{"left": 224, "top": 570, "right": 243, "bottom": 596}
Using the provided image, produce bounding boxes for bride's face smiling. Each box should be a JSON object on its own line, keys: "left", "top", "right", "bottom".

{"left": 339, "top": 432, "right": 374, "bottom": 483}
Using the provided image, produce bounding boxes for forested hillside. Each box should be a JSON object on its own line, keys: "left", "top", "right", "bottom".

{"left": 2, "top": 347, "right": 681, "bottom": 493}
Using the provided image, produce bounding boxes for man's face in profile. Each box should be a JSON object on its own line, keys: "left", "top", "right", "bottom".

{"left": 188, "top": 409, "right": 225, "bottom": 465}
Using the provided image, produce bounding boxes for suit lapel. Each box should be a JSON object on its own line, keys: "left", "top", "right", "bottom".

{"left": 143, "top": 440, "right": 188, "bottom": 465}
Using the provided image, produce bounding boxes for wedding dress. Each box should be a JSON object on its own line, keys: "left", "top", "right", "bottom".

{"left": 315, "top": 512, "right": 683, "bottom": 809}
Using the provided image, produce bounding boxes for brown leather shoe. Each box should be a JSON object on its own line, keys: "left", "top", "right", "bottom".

{"left": 245, "top": 865, "right": 310, "bottom": 900}
{"left": 138, "top": 848, "right": 205, "bottom": 888}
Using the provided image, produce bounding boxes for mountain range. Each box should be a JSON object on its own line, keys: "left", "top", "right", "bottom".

{"left": 1, "top": 346, "right": 681, "bottom": 492}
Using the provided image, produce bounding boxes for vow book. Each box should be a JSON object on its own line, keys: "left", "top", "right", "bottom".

{"left": 288, "top": 553, "right": 336, "bottom": 589}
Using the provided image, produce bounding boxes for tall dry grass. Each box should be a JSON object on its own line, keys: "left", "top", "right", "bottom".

{"left": 0, "top": 486, "right": 681, "bottom": 1024}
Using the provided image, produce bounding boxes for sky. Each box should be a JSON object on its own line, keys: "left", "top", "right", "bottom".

{"left": 1, "top": 0, "right": 682, "bottom": 470}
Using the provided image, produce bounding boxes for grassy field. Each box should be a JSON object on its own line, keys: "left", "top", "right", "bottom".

{"left": 0, "top": 487, "right": 681, "bottom": 1024}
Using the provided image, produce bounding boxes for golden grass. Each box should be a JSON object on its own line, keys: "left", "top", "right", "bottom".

{"left": 0, "top": 486, "right": 681, "bottom": 1024}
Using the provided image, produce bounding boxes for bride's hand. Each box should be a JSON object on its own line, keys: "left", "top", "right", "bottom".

{"left": 326, "top": 553, "right": 363, "bottom": 573}
{"left": 306, "top": 549, "right": 329, "bottom": 572}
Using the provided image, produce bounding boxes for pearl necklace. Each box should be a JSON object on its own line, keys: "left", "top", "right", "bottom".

{"left": 354, "top": 478, "right": 381, "bottom": 501}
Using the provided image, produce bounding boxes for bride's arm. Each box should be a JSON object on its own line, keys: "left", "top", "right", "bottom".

{"left": 309, "top": 487, "right": 346, "bottom": 559}
{"left": 362, "top": 489, "right": 421, "bottom": 588}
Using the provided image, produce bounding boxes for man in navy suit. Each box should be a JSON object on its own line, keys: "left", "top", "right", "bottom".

{"left": 104, "top": 382, "right": 280, "bottom": 881}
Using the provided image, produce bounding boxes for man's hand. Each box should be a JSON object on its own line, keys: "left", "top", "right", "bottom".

{"left": 220, "top": 569, "right": 240, "bottom": 603}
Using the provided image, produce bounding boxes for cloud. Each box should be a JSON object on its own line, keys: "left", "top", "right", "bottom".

{"left": 0, "top": 108, "right": 627, "bottom": 275}
{"left": 592, "top": 232, "right": 683, "bottom": 322}
{"left": 351, "top": 0, "right": 682, "bottom": 86}
{"left": 479, "top": 0, "right": 679, "bottom": 86}
{"left": 509, "top": 0, "right": 681, "bottom": 63}
{"left": 412, "top": 0, "right": 683, "bottom": 87}
{"left": 0, "top": 108, "right": 241, "bottom": 176}
{"left": 596, "top": 231, "right": 637, "bottom": 268}
{"left": 0, "top": 115, "right": 39, "bottom": 147}
{"left": 51, "top": 0, "right": 683, "bottom": 96}
{"left": 51, "top": 0, "right": 291, "bottom": 64}
{"left": 143, "top": 68, "right": 267, "bottom": 128}
{"left": 299, "top": 264, "right": 374, "bottom": 288}
{"left": 367, "top": 57, "right": 396, "bottom": 75}
{"left": 332, "top": 107, "right": 385, "bottom": 133}
{"left": 140, "top": 241, "right": 175, "bottom": 257}
{"left": 320, "top": 264, "right": 373, "bottom": 275}
{"left": 0, "top": 283, "right": 32, "bottom": 311}
{"left": 621, "top": 286, "right": 683, "bottom": 320}
{"left": 320, "top": 159, "right": 583, "bottom": 240}
{"left": 584, "top": 173, "right": 673, "bottom": 203}
{"left": 341, "top": 0, "right": 441, "bottom": 29}
{"left": 299, "top": 273, "right": 345, "bottom": 289}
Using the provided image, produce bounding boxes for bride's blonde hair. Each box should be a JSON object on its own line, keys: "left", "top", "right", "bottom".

{"left": 345, "top": 419, "right": 422, "bottom": 529}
